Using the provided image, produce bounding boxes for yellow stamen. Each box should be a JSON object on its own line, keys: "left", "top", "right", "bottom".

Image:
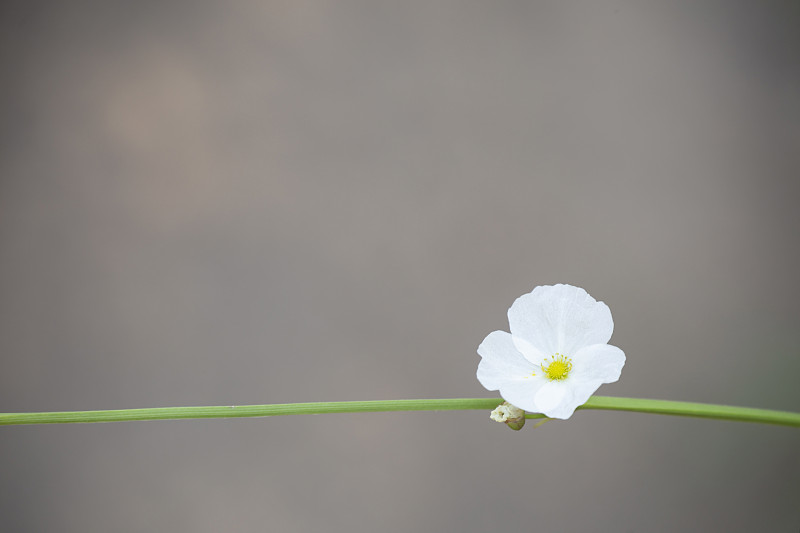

{"left": 541, "top": 353, "right": 573, "bottom": 381}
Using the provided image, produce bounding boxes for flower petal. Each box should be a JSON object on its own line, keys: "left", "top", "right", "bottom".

{"left": 477, "top": 331, "right": 544, "bottom": 412}
{"left": 511, "top": 335, "right": 547, "bottom": 366}
{"left": 567, "top": 380, "right": 604, "bottom": 412}
{"left": 497, "top": 378, "right": 545, "bottom": 413}
{"left": 507, "top": 284, "right": 614, "bottom": 355}
{"left": 476, "top": 331, "right": 538, "bottom": 390}
{"left": 570, "top": 344, "right": 626, "bottom": 384}
{"left": 534, "top": 381, "right": 578, "bottom": 419}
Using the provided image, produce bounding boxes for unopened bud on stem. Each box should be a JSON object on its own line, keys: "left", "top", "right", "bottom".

{"left": 489, "top": 401, "right": 526, "bottom": 431}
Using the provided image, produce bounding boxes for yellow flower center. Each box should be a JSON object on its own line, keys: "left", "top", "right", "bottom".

{"left": 541, "top": 353, "right": 573, "bottom": 381}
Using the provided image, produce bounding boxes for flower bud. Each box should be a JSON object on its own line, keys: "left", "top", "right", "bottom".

{"left": 489, "top": 401, "right": 526, "bottom": 431}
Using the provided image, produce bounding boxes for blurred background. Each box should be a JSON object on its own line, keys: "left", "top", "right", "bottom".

{"left": 1, "top": 1, "right": 798, "bottom": 531}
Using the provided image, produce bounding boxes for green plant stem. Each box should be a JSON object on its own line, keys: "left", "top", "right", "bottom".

{"left": 0, "top": 399, "right": 502, "bottom": 425}
{"left": 0, "top": 396, "right": 798, "bottom": 427}
{"left": 573, "top": 396, "right": 800, "bottom": 426}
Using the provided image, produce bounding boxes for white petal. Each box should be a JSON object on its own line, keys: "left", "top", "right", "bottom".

{"left": 570, "top": 344, "right": 626, "bottom": 384}
{"left": 497, "top": 378, "right": 546, "bottom": 413}
{"left": 534, "top": 381, "right": 579, "bottom": 419}
{"left": 477, "top": 331, "right": 546, "bottom": 412}
{"left": 511, "top": 335, "right": 547, "bottom": 366}
{"left": 569, "top": 380, "right": 604, "bottom": 409}
{"left": 507, "top": 284, "right": 614, "bottom": 355}
{"left": 476, "top": 331, "right": 538, "bottom": 391}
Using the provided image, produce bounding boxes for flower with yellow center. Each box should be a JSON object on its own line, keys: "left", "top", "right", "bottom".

{"left": 476, "top": 284, "right": 626, "bottom": 419}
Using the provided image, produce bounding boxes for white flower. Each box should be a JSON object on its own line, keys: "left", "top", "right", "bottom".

{"left": 477, "top": 284, "right": 626, "bottom": 420}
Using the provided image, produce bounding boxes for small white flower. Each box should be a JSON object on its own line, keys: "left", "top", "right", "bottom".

{"left": 477, "top": 284, "right": 625, "bottom": 420}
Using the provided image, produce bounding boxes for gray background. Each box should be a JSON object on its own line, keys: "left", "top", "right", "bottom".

{"left": 1, "top": 1, "right": 799, "bottom": 531}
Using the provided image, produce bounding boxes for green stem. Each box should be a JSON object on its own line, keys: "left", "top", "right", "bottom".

{"left": 0, "top": 396, "right": 797, "bottom": 427}
{"left": 574, "top": 396, "right": 800, "bottom": 426}
{"left": 0, "top": 399, "right": 502, "bottom": 425}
